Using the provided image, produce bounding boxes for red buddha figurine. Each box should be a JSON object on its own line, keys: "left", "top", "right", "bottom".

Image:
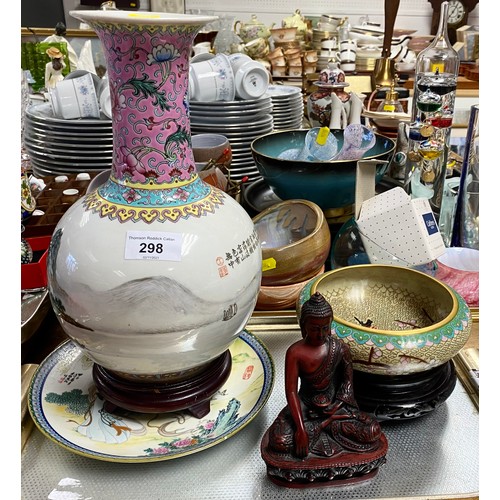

{"left": 261, "top": 292, "right": 388, "bottom": 488}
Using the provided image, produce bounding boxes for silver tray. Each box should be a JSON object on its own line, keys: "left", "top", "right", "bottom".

{"left": 21, "top": 312, "right": 479, "bottom": 499}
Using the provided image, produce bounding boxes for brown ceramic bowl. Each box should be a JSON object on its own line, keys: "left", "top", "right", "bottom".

{"left": 253, "top": 199, "right": 331, "bottom": 286}
{"left": 256, "top": 266, "right": 325, "bottom": 311}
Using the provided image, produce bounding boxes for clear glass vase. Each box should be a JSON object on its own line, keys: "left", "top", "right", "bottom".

{"left": 47, "top": 10, "right": 262, "bottom": 416}
{"left": 405, "top": 1, "right": 460, "bottom": 239}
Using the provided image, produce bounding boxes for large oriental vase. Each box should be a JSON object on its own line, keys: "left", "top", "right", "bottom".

{"left": 47, "top": 10, "right": 262, "bottom": 418}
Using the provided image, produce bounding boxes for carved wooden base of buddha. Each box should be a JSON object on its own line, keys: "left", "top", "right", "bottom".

{"left": 261, "top": 429, "right": 388, "bottom": 488}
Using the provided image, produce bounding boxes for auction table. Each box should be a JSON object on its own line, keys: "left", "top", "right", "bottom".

{"left": 21, "top": 310, "right": 479, "bottom": 500}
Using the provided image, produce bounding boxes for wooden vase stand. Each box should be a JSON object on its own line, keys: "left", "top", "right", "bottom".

{"left": 353, "top": 360, "right": 457, "bottom": 421}
{"left": 92, "top": 350, "right": 232, "bottom": 418}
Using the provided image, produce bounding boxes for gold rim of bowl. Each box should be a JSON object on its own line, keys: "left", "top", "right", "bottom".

{"left": 310, "top": 264, "right": 460, "bottom": 336}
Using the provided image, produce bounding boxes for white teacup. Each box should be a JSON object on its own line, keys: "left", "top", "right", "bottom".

{"left": 304, "top": 50, "right": 319, "bottom": 63}
{"left": 340, "top": 50, "right": 357, "bottom": 63}
{"left": 189, "top": 53, "right": 235, "bottom": 102}
{"left": 321, "top": 39, "right": 337, "bottom": 50}
{"left": 287, "top": 56, "right": 302, "bottom": 67}
{"left": 269, "top": 55, "right": 286, "bottom": 67}
{"left": 339, "top": 40, "right": 357, "bottom": 64}
{"left": 320, "top": 14, "right": 342, "bottom": 27}
{"left": 233, "top": 59, "right": 269, "bottom": 100}
{"left": 270, "top": 27, "right": 297, "bottom": 43}
{"left": 340, "top": 39, "right": 357, "bottom": 51}
{"left": 193, "top": 44, "right": 211, "bottom": 56}
{"left": 268, "top": 47, "right": 284, "bottom": 59}
{"left": 228, "top": 53, "right": 253, "bottom": 74}
{"left": 304, "top": 62, "right": 317, "bottom": 74}
{"left": 272, "top": 65, "right": 287, "bottom": 77}
{"left": 52, "top": 73, "right": 100, "bottom": 119}
{"left": 340, "top": 62, "right": 356, "bottom": 72}
{"left": 288, "top": 65, "right": 303, "bottom": 77}
{"left": 317, "top": 21, "right": 338, "bottom": 32}
{"left": 244, "top": 37, "right": 269, "bottom": 59}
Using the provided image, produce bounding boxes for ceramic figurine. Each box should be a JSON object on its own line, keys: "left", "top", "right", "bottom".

{"left": 261, "top": 292, "right": 388, "bottom": 487}
{"left": 42, "top": 22, "right": 78, "bottom": 72}
{"left": 44, "top": 47, "right": 66, "bottom": 89}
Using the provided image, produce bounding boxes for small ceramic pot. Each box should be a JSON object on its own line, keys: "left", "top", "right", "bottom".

{"left": 317, "top": 63, "right": 346, "bottom": 85}
{"left": 191, "top": 133, "right": 232, "bottom": 169}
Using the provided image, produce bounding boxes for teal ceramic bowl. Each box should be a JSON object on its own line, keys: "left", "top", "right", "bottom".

{"left": 296, "top": 265, "right": 471, "bottom": 376}
{"left": 251, "top": 129, "right": 395, "bottom": 210}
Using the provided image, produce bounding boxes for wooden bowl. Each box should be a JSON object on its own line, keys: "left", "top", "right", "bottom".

{"left": 253, "top": 199, "right": 331, "bottom": 286}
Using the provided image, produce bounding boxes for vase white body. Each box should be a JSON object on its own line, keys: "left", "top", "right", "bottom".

{"left": 47, "top": 10, "right": 262, "bottom": 377}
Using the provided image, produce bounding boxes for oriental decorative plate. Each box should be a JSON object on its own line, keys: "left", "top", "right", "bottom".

{"left": 28, "top": 331, "right": 274, "bottom": 463}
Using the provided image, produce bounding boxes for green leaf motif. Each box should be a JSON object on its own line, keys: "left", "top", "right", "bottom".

{"left": 126, "top": 76, "right": 171, "bottom": 111}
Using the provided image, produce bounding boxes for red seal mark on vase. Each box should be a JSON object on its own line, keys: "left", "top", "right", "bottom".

{"left": 216, "top": 256, "right": 228, "bottom": 277}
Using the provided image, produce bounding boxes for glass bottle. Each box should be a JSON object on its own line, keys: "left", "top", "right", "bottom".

{"left": 213, "top": 15, "right": 242, "bottom": 55}
{"left": 406, "top": 1, "right": 459, "bottom": 234}
{"left": 376, "top": 80, "right": 404, "bottom": 113}
{"left": 336, "top": 17, "right": 351, "bottom": 46}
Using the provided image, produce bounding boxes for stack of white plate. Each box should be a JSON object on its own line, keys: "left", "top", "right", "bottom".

{"left": 24, "top": 102, "right": 112, "bottom": 177}
{"left": 264, "top": 85, "right": 304, "bottom": 131}
{"left": 189, "top": 96, "right": 273, "bottom": 182}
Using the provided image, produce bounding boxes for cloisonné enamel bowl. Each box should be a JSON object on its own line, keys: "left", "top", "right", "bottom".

{"left": 297, "top": 265, "right": 471, "bottom": 376}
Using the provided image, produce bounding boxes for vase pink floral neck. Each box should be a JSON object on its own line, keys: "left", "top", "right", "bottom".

{"left": 83, "top": 13, "right": 223, "bottom": 224}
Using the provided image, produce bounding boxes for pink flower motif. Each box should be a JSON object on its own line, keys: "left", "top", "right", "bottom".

{"left": 152, "top": 446, "right": 170, "bottom": 455}
{"left": 118, "top": 146, "right": 157, "bottom": 183}
{"left": 113, "top": 93, "right": 127, "bottom": 121}
{"left": 173, "top": 188, "right": 188, "bottom": 202}
{"left": 124, "top": 188, "right": 141, "bottom": 203}
{"left": 204, "top": 421, "right": 215, "bottom": 431}
{"left": 174, "top": 438, "right": 196, "bottom": 448}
